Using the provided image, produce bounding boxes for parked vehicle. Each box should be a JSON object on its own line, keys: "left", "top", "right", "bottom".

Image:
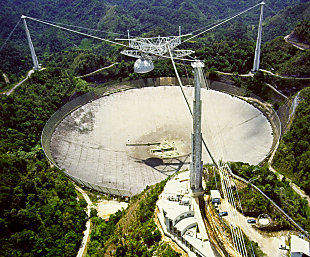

{"left": 219, "top": 211, "right": 228, "bottom": 217}
{"left": 247, "top": 218, "right": 256, "bottom": 224}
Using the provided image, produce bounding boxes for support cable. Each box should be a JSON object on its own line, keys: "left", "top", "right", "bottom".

{"left": 23, "top": 16, "right": 127, "bottom": 47}
{"left": 0, "top": 18, "right": 21, "bottom": 52}
{"left": 168, "top": 46, "right": 193, "bottom": 115}
{"left": 265, "top": 4, "right": 288, "bottom": 26}
{"left": 183, "top": 3, "right": 262, "bottom": 44}
{"left": 189, "top": 19, "right": 226, "bottom": 35}
{"left": 28, "top": 18, "right": 126, "bottom": 36}
{"left": 24, "top": 15, "right": 196, "bottom": 62}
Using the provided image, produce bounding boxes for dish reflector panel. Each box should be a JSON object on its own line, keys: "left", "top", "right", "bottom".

{"left": 134, "top": 58, "right": 154, "bottom": 73}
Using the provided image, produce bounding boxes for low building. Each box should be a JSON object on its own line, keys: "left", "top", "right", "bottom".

{"left": 157, "top": 171, "right": 217, "bottom": 257}
{"left": 291, "top": 235, "right": 310, "bottom": 257}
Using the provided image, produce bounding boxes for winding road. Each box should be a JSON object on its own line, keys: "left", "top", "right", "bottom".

{"left": 5, "top": 69, "right": 34, "bottom": 96}
{"left": 284, "top": 34, "right": 310, "bottom": 51}
{"left": 75, "top": 186, "right": 92, "bottom": 257}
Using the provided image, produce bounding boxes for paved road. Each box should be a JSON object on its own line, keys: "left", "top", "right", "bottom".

{"left": 6, "top": 69, "right": 34, "bottom": 96}
{"left": 260, "top": 69, "right": 310, "bottom": 80}
{"left": 284, "top": 35, "right": 310, "bottom": 51}
{"left": 269, "top": 164, "right": 310, "bottom": 207}
{"left": 265, "top": 83, "right": 288, "bottom": 99}
{"left": 219, "top": 199, "right": 287, "bottom": 257}
{"left": 75, "top": 186, "right": 92, "bottom": 257}
{"left": 268, "top": 142, "right": 310, "bottom": 208}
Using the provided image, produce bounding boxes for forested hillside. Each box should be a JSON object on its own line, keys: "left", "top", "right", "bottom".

{"left": 87, "top": 180, "right": 180, "bottom": 256}
{"left": 0, "top": 0, "right": 310, "bottom": 256}
{"left": 273, "top": 87, "right": 310, "bottom": 195}
{"left": 0, "top": 0, "right": 307, "bottom": 79}
{"left": 0, "top": 69, "right": 91, "bottom": 256}
{"left": 261, "top": 35, "right": 310, "bottom": 77}
{"left": 263, "top": 1, "right": 310, "bottom": 42}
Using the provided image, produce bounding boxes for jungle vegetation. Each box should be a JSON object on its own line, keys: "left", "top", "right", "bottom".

{"left": 86, "top": 180, "right": 181, "bottom": 257}
{"left": 0, "top": 69, "right": 91, "bottom": 256}
{"left": 0, "top": 0, "right": 309, "bottom": 256}
{"left": 230, "top": 162, "right": 310, "bottom": 231}
{"left": 273, "top": 87, "right": 310, "bottom": 195}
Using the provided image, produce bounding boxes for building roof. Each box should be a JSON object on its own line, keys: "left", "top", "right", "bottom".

{"left": 164, "top": 172, "right": 189, "bottom": 195}
{"left": 175, "top": 217, "right": 197, "bottom": 235}
{"left": 158, "top": 198, "right": 190, "bottom": 220}
{"left": 291, "top": 235, "right": 310, "bottom": 255}
{"left": 210, "top": 190, "right": 221, "bottom": 199}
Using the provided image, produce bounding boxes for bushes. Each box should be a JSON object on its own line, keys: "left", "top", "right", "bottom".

{"left": 0, "top": 67, "right": 92, "bottom": 256}
{"left": 231, "top": 162, "right": 310, "bottom": 231}
{"left": 87, "top": 179, "right": 180, "bottom": 256}
{"left": 273, "top": 87, "right": 310, "bottom": 194}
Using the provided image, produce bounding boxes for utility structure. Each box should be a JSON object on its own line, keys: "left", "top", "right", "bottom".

{"left": 252, "top": 1, "right": 265, "bottom": 72}
{"left": 21, "top": 15, "right": 41, "bottom": 71}
{"left": 190, "top": 61, "right": 205, "bottom": 196}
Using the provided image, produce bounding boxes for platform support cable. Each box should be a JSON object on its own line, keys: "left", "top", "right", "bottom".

{"left": 189, "top": 19, "right": 226, "bottom": 35}
{"left": 183, "top": 2, "right": 262, "bottom": 44}
{"left": 0, "top": 18, "right": 21, "bottom": 52}
{"left": 202, "top": 72, "right": 252, "bottom": 255}
{"left": 221, "top": 169, "right": 243, "bottom": 255}
{"left": 21, "top": 16, "right": 40, "bottom": 70}
{"left": 225, "top": 166, "right": 248, "bottom": 257}
{"left": 24, "top": 17, "right": 125, "bottom": 36}
{"left": 23, "top": 15, "right": 127, "bottom": 48}
{"left": 205, "top": 199, "right": 239, "bottom": 255}
{"left": 252, "top": 2, "right": 265, "bottom": 72}
{"left": 233, "top": 173, "right": 256, "bottom": 257}
{"left": 220, "top": 165, "right": 248, "bottom": 256}
{"left": 265, "top": 4, "right": 288, "bottom": 26}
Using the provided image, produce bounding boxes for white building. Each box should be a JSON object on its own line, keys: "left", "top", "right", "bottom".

{"left": 157, "top": 171, "right": 217, "bottom": 257}
{"left": 291, "top": 235, "right": 310, "bottom": 257}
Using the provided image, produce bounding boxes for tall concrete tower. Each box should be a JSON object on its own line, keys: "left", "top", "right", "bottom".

{"left": 21, "top": 15, "right": 40, "bottom": 71}
{"left": 190, "top": 61, "right": 204, "bottom": 196}
{"left": 252, "top": 2, "right": 265, "bottom": 72}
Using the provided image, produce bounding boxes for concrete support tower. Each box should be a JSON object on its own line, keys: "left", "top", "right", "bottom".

{"left": 252, "top": 2, "right": 265, "bottom": 72}
{"left": 190, "top": 61, "right": 204, "bottom": 196}
{"left": 21, "top": 15, "right": 40, "bottom": 71}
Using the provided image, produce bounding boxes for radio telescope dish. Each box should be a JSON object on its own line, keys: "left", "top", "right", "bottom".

{"left": 134, "top": 58, "right": 154, "bottom": 73}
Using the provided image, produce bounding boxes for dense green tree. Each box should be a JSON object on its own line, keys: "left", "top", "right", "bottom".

{"left": 0, "top": 67, "right": 93, "bottom": 256}
{"left": 230, "top": 162, "right": 310, "bottom": 231}
{"left": 273, "top": 87, "right": 310, "bottom": 194}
